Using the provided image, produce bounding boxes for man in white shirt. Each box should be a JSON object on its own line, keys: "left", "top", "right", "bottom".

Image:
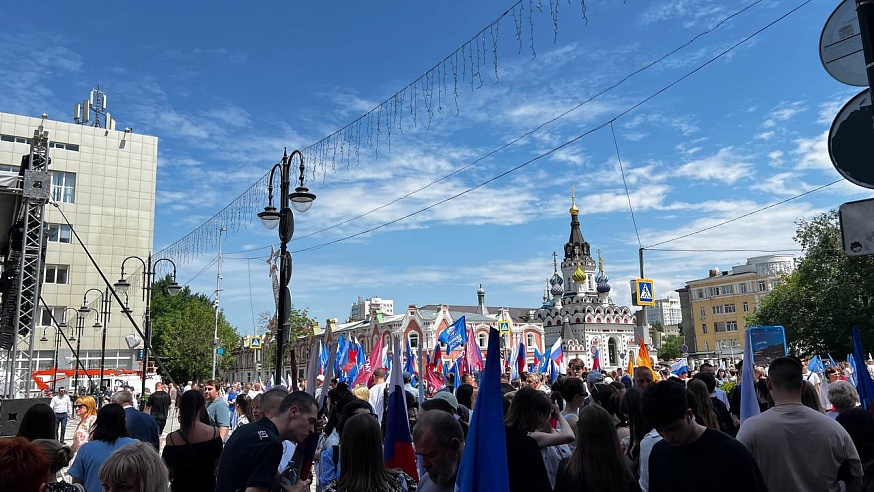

{"left": 369, "top": 368, "right": 388, "bottom": 424}
{"left": 49, "top": 387, "right": 73, "bottom": 444}
{"left": 801, "top": 359, "right": 822, "bottom": 394}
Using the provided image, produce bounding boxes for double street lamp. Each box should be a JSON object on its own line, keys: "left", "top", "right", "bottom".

{"left": 114, "top": 254, "right": 182, "bottom": 400}
{"left": 60, "top": 307, "right": 86, "bottom": 395}
{"left": 82, "top": 288, "right": 111, "bottom": 404}
{"left": 39, "top": 321, "right": 75, "bottom": 393}
{"left": 258, "top": 148, "right": 315, "bottom": 385}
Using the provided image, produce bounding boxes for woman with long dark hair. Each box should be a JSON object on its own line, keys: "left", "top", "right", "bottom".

{"left": 554, "top": 404, "right": 640, "bottom": 492}
{"left": 688, "top": 379, "right": 720, "bottom": 430}
{"left": 161, "top": 388, "right": 223, "bottom": 491}
{"left": 619, "top": 387, "right": 650, "bottom": 473}
{"left": 319, "top": 397, "right": 375, "bottom": 489}
{"left": 324, "top": 412, "right": 415, "bottom": 491}
{"left": 17, "top": 403, "right": 57, "bottom": 441}
{"left": 504, "top": 386, "right": 557, "bottom": 492}
{"left": 68, "top": 404, "right": 137, "bottom": 492}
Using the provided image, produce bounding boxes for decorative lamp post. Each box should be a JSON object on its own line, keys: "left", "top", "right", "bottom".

{"left": 39, "top": 323, "right": 69, "bottom": 393}
{"left": 114, "top": 254, "right": 182, "bottom": 400}
{"left": 258, "top": 148, "right": 315, "bottom": 385}
{"left": 83, "top": 288, "right": 111, "bottom": 404}
{"left": 62, "top": 307, "right": 86, "bottom": 395}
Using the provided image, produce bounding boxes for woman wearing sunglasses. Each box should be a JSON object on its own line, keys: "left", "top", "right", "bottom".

{"left": 72, "top": 396, "right": 97, "bottom": 453}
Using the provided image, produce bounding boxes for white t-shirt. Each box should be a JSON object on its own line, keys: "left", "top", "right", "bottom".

{"left": 638, "top": 428, "right": 663, "bottom": 492}
{"left": 369, "top": 382, "right": 388, "bottom": 424}
{"left": 803, "top": 371, "right": 821, "bottom": 386}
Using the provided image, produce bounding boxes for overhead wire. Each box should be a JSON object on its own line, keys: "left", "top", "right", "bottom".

{"left": 291, "top": 0, "right": 765, "bottom": 242}
{"left": 285, "top": 0, "right": 815, "bottom": 255}
{"left": 610, "top": 121, "right": 641, "bottom": 249}
{"left": 642, "top": 179, "right": 841, "bottom": 249}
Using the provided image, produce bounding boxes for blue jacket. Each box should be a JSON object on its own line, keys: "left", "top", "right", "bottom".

{"left": 124, "top": 406, "right": 160, "bottom": 450}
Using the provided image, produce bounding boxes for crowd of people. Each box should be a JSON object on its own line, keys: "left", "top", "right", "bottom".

{"left": 1, "top": 354, "right": 873, "bottom": 491}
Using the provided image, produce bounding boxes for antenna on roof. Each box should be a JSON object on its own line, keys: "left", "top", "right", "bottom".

{"left": 73, "top": 85, "right": 115, "bottom": 130}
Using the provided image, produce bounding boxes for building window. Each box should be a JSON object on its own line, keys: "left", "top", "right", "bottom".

{"left": 408, "top": 332, "right": 419, "bottom": 349}
{"left": 47, "top": 223, "right": 72, "bottom": 243}
{"left": 708, "top": 287, "right": 720, "bottom": 296}
{"left": 712, "top": 305, "right": 723, "bottom": 315}
{"left": 699, "top": 307, "right": 706, "bottom": 318}
{"left": 51, "top": 171, "right": 76, "bottom": 203}
{"left": 44, "top": 264, "right": 69, "bottom": 284}
{"left": 40, "top": 307, "right": 66, "bottom": 326}
{"left": 0, "top": 164, "right": 19, "bottom": 172}
{"left": 722, "top": 284, "right": 734, "bottom": 294}
{"left": 742, "top": 301, "right": 749, "bottom": 312}
{"left": 757, "top": 281, "right": 766, "bottom": 292}
{"left": 701, "top": 323, "right": 707, "bottom": 334}
{"left": 714, "top": 322, "right": 726, "bottom": 333}
{"left": 696, "top": 289, "right": 705, "bottom": 299}
{"left": 726, "top": 320, "right": 738, "bottom": 331}
{"left": 739, "top": 282, "right": 748, "bottom": 294}
{"left": 772, "top": 280, "right": 781, "bottom": 288}
{"left": 477, "top": 333, "right": 487, "bottom": 348}
{"left": 527, "top": 333, "right": 536, "bottom": 349}
{"left": 724, "top": 303, "right": 736, "bottom": 314}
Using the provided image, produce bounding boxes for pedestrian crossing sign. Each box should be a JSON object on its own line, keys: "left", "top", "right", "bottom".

{"left": 249, "top": 336, "right": 263, "bottom": 349}
{"left": 634, "top": 278, "right": 655, "bottom": 306}
{"left": 499, "top": 319, "right": 511, "bottom": 335}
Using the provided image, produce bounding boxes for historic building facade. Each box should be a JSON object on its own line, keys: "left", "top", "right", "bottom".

{"left": 534, "top": 191, "right": 637, "bottom": 370}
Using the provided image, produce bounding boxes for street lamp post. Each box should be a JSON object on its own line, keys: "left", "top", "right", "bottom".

{"left": 114, "top": 253, "right": 182, "bottom": 401}
{"left": 258, "top": 148, "right": 315, "bottom": 386}
{"left": 82, "top": 288, "right": 111, "bottom": 404}
{"left": 39, "top": 324, "right": 66, "bottom": 392}
{"left": 212, "top": 227, "right": 227, "bottom": 380}
{"left": 62, "top": 307, "right": 85, "bottom": 395}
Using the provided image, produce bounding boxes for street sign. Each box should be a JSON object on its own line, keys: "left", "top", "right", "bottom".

{"left": 498, "top": 320, "right": 511, "bottom": 335}
{"left": 634, "top": 278, "right": 655, "bottom": 306}
{"left": 821, "top": 0, "right": 867, "bottom": 86}
{"left": 840, "top": 197, "right": 874, "bottom": 255}
{"left": 217, "top": 347, "right": 225, "bottom": 355}
{"left": 250, "top": 336, "right": 263, "bottom": 349}
{"left": 681, "top": 344, "right": 689, "bottom": 353}
{"left": 829, "top": 89, "right": 874, "bottom": 189}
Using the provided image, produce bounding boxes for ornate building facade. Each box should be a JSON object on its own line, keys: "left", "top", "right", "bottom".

{"left": 534, "top": 190, "right": 637, "bottom": 370}
{"left": 286, "top": 286, "right": 546, "bottom": 381}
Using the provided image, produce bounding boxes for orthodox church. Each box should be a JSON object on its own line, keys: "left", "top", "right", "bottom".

{"left": 535, "top": 189, "right": 637, "bottom": 370}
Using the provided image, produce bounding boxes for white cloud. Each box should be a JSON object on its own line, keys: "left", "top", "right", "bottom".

{"left": 674, "top": 147, "right": 753, "bottom": 183}
{"left": 792, "top": 131, "right": 832, "bottom": 171}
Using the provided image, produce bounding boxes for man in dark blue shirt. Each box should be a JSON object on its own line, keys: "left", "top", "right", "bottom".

{"left": 216, "top": 390, "right": 319, "bottom": 492}
{"left": 111, "top": 390, "right": 159, "bottom": 450}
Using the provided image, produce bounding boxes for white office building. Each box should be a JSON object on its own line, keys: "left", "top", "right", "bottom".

{"left": 0, "top": 108, "right": 157, "bottom": 395}
{"left": 645, "top": 297, "right": 683, "bottom": 327}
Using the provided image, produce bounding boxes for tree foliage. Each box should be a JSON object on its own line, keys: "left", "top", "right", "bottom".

{"left": 261, "top": 307, "right": 317, "bottom": 368}
{"left": 658, "top": 334, "right": 684, "bottom": 360}
{"left": 748, "top": 211, "right": 874, "bottom": 356}
{"left": 150, "top": 275, "right": 239, "bottom": 383}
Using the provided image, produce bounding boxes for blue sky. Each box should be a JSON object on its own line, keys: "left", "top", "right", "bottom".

{"left": 2, "top": 0, "right": 871, "bottom": 334}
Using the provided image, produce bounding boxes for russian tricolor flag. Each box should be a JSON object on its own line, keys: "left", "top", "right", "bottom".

{"left": 549, "top": 337, "right": 563, "bottom": 368}
{"left": 383, "top": 336, "right": 418, "bottom": 481}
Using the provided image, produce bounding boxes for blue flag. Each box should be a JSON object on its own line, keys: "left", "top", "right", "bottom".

{"left": 451, "top": 357, "right": 462, "bottom": 395}
{"left": 740, "top": 327, "right": 761, "bottom": 423}
{"left": 848, "top": 353, "right": 858, "bottom": 387}
{"left": 534, "top": 347, "right": 543, "bottom": 370}
{"left": 827, "top": 353, "right": 838, "bottom": 369}
{"left": 335, "top": 336, "right": 347, "bottom": 374}
{"left": 437, "top": 316, "right": 468, "bottom": 353}
{"left": 852, "top": 327, "right": 874, "bottom": 411}
{"left": 455, "top": 327, "right": 509, "bottom": 492}
{"left": 403, "top": 340, "right": 416, "bottom": 377}
{"left": 807, "top": 355, "right": 824, "bottom": 374}
{"left": 539, "top": 348, "right": 552, "bottom": 373}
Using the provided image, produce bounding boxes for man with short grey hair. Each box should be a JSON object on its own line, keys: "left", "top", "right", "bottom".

{"left": 414, "top": 409, "right": 465, "bottom": 491}
{"left": 111, "top": 390, "right": 159, "bottom": 450}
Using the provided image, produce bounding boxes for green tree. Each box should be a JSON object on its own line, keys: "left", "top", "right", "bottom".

{"left": 261, "top": 307, "right": 317, "bottom": 369}
{"left": 748, "top": 211, "right": 874, "bottom": 356}
{"left": 150, "top": 275, "right": 239, "bottom": 383}
{"left": 658, "top": 335, "right": 684, "bottom": 360}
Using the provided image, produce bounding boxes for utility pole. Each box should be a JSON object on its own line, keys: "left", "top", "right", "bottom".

{"left": 211, "top": 227, "right": 226, "bottom": 380}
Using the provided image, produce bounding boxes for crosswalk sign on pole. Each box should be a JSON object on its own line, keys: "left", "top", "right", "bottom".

{"left": 250, "top": 336, "right": 263, "bottom": 349}
{"left": 634, "top": 278, "right": 655, "bottom": 306}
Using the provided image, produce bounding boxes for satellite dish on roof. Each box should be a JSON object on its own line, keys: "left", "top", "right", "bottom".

{"left": 820, "top": 0, "right": 867, "bottom": 86}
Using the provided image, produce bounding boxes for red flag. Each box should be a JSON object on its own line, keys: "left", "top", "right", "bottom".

{"left": 353, "top": 336, "right": 384, "bottom": 387}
